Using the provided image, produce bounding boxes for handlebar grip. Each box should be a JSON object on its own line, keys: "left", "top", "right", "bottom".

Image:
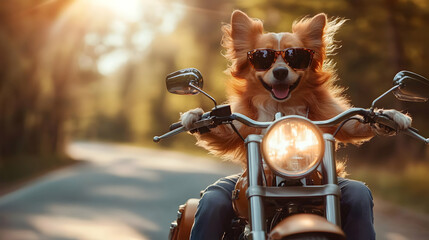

{"left": 375, "top": 115, "right": 429, "bottom": 145}
{"left": 169, "top": 121, "right": 183, "bottom": 131}
{"left": 374, "top": 114, "right": 398, "bottom": 131}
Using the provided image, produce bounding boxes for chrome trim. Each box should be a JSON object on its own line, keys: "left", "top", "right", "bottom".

{"left": 246, "top": 134, "right": 266, "bottom": 240}
{"left": 323, "top": 133, "right": 341, "bottom": 226}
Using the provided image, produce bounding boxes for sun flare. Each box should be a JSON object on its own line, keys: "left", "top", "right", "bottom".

{"left": 60, "top": 0, "right": 185, "bottom": 75}
{"left": 88, "top": 0, "right": 143, "bottom": 22}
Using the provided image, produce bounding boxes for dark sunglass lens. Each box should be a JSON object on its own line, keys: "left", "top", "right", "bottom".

{"left": 250, "top": 50, "right": 276, "bottom": 70}
{"left": 284, "top": 49, "right": 312, "bottom": 69}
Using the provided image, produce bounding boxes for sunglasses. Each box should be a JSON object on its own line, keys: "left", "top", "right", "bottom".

{"left": 247, "top": 48, "right": 315, "bottom": 71}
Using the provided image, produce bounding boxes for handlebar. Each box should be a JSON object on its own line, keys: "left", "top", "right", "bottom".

{"left": 153, "top": 107, "right": 428, "bottom": 144}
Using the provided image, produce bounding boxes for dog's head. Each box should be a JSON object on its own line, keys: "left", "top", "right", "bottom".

{"left": 222, "top": 11, "right": 344, "bottom": 102}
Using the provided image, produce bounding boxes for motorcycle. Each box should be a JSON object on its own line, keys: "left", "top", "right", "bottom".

{"left": 154, "top": 68, "right": 429, "bottom": 240}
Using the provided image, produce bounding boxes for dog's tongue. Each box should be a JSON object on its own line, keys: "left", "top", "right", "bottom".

{"left": 272, "top": 84, "right": 290, "bottom": 99}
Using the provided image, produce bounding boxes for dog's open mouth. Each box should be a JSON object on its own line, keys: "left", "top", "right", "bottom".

{"left": 258, "top": 77, "right": 301, "bottom": 101}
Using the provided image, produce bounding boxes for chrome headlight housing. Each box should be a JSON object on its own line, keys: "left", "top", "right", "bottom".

{"left": 261, "top": 116, "right": 324, "bottom": 179}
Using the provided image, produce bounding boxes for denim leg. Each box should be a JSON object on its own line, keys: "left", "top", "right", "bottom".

{"left": 338, "top": 178, "right": 375, "bottom": 240}
{"left": 190, "top": 174, "right": 240, "bottom": 240}
{"left": 190, "top": 175, "right": 375, "bottom": 240}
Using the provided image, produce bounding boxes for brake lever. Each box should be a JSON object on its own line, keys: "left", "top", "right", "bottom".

{"left": 154, "top": 116, "right": 216, "bottom": 143}
{"left": 373, "top": 113, "right": 429, "bottom": 145}
{"left": 403, "top": 128, "right": 429, "bottom": 145}
{"left": 189, "top": 118, "right": 215, "bottom": 132}
{"left": 153, "top": 126, "right": 186, "bottom": 143}
{"left": 169, "top": 121, "right": 183, "bottom": 131}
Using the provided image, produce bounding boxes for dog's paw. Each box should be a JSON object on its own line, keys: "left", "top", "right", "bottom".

{"left": 373, "top": 109, "right": 412, "bottom": 135}
{"left": 381, "top": 109, "right": 412, "bottom": 130}
{"left": 180, "top": 108, "right": 204, "bottom": 130}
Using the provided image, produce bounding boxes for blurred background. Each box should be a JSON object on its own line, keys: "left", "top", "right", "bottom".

{"left": 0, "top": 0, "right": 428, "bottom": 218}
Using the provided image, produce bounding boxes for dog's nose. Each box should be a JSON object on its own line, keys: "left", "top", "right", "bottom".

{"left": 273, "top": 67, "right": 289, "bottom": 81}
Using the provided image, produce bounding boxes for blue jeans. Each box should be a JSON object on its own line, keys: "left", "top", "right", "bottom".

{"left": 190, "top": 174, "right": 375, "bottom": 240}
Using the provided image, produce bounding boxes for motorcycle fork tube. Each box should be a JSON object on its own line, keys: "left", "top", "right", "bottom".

{"left": 245, "top": 134, "right": 266, "bottom": 240}
{"left": 322, "top": 133, "right": 341, "bottom": 226}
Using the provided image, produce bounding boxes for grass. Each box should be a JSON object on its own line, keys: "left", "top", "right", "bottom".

{"left": 350, "top": 163, "right": 429, "bottom": 214}
{"left": 0, "top": 155, "right": 78, "bottom": 195}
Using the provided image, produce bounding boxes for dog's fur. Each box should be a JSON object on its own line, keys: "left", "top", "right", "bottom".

{"left": 181, "top": 11, "right": 411, "bottom": 171}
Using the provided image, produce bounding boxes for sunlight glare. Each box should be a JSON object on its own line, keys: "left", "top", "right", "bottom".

{"left": 159, "top": 2, "right": 185, "bottom": 33}
{"left": 68, "top": 0, "right": 186, "bottom": 75}
{"left": 132, "top": 29, "right": 154, "bottom": 51}
{"left": 97, "top": 49, "right": 130, "bottom": 75}
{"left": 89, "top": 0, "right": 142, "bottom": 22}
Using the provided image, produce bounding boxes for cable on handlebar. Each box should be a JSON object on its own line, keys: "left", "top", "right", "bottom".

{"left": 229, "top": 123, "right": 245, "bottom": 142}
{"left": 332, "top": 117, "right": 364, "bottom": 138}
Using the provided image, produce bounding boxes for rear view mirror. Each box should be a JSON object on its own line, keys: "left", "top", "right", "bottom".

{"left": 166, "top": 68, "right": 203, "bottom": 95}
{"left": 393, "top": 71, "right": 429, "bottom": 102}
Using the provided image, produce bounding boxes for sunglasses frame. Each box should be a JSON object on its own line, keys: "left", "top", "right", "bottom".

{"left": 247, "top": 48, "right": 315, "bottom": 71}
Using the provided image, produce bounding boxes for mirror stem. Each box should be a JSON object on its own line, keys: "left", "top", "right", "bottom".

{"left": 189, "top": 83, "right": 218, "bottom": 108}
{"left": 370, "top": 85, "right": 400, "bottom": 113}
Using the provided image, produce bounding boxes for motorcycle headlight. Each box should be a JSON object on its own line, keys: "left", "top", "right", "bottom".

{"left": 261, "top": 116, "right": 324, "bottom": 179}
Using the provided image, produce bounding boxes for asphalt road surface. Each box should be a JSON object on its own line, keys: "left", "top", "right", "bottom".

{"left": 0, "top": 142, "right": 428, "bottom": 240}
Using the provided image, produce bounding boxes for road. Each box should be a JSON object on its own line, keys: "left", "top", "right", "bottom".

{"left": 0, "top": 142, "right": 428, "bottom": 240}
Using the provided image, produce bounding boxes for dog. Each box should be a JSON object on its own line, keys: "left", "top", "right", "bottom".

{"left": 180, "top": 10, "right": 411, "bottom": 169}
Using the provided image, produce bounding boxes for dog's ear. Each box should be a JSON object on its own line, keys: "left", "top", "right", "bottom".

{"left": 304, "top": 13, "right": 327, "bottom": 43}
{"left": 222, "top": 10, "right": 263, "bottom": 71}
{"left": 292, "top": 13, "right": 327, "bottom": 54}
{"left": 293, "top": 14, "right": 345, "bottom": 70}
{"left": 230, "top": 10, "right": 263, "bottom": 47}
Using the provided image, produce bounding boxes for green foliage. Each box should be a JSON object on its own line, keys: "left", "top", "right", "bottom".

{"left": 351, "top": 163, "right": 429, "bottom": 213}
{"left": 0, "top": 0, "right": 76, "bottom": 158}
{"left": 1, "top": 0, "right": 428, "bottom": 176}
